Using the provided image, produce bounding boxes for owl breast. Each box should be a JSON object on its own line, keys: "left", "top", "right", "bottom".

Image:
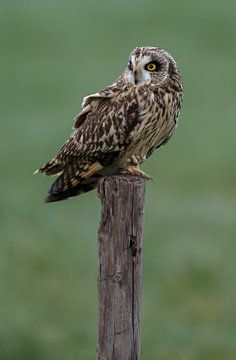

{"left": 118, "top": 86, "right": 181, "bottom": 167}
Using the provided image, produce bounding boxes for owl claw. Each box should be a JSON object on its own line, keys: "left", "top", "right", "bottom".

{"left": 149, "top": 176, "right": 156, "bottom": 185}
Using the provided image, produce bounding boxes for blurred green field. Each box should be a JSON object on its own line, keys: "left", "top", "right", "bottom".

{"left": 1, "top": 0, "right": 236, "bottom": 359}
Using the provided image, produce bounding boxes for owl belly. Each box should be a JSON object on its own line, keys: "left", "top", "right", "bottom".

{"left": 119, "top": 109, "right": 176, "bottom": 167}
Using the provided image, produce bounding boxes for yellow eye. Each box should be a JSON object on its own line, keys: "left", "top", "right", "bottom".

{"left": 146, "top": 63, "right": 157, "bottom": 71}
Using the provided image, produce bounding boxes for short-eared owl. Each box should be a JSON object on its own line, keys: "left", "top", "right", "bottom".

{"left": 36, "top": 46, "right": 183, "bottom": 202}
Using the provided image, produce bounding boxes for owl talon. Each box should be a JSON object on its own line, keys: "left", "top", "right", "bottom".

{"left": 149, "top": 176, "right": 156, "bottom": 185}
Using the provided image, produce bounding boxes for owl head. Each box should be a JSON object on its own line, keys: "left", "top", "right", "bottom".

{"left": 124, "top": 46, "right": 180, "bottom": 87}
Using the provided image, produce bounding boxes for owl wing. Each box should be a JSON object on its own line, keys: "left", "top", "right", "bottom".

{"left": 73, "top": 85, "right": 119, "bottom": 129}
{"left": 38, "top": 86, "right": 140, "bottom": 202}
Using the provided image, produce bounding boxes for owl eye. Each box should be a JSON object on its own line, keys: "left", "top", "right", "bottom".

{"left": 145, "top": 62, "right": 158, "bottom": 71}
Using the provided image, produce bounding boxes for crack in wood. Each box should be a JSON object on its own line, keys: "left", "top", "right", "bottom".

{"left": 105, "top": 327, "right": 134, "bottom": 340}
{"left": 129, "top": 235, "right": 138, "bottom": 257}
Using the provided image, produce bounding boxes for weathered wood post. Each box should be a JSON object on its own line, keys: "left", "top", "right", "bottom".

{"left": 97, "top": 175, "right": 145, "bottom": 360}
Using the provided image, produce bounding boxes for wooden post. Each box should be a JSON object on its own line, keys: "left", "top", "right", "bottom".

{"left": 97, "top": 175, "right": 145, "bottom": 360}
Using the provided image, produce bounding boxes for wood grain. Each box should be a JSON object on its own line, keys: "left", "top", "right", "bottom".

{"left": 97, "top": 175, "right": 145, "bottom": 360}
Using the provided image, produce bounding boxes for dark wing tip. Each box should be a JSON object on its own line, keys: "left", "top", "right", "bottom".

{"left": 44, "top": 193, "right": 69, "bottom": 203}
{"left": 44, "top": 180, "right": 98, "bottom": 203}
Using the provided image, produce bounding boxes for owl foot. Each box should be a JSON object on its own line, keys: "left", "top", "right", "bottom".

{"left": 121, "top": 165, "right": 151, "bottom": 180}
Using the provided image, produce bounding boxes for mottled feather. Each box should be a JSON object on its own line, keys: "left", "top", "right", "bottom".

{"left": 37, "top": 46, "right": 183, "bottom": 202}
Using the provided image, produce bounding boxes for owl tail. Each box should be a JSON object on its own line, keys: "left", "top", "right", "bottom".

{"left": 44, "top": 161, "right": 103, "bottom": 203}
{"left": 45, "top": 174, "right": 99, "bottom": 203}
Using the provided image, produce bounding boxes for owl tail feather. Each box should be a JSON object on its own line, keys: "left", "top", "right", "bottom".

{"left": 44, "top": 163, "right": 102, "bottom": 203}
{"left": 44, "top": 180, "right": 98, "bottom": 203}
{"left": 43, "top": 161, "right": 104, "bottom": 203}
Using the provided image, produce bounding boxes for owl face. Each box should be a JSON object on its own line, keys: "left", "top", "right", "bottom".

{"left": 124, "top": 47, "right": 175, "bottom": 87}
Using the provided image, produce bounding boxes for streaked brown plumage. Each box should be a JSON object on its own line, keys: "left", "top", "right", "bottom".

{"left": 36, "top": 46, "right": 183, "bottom": 202}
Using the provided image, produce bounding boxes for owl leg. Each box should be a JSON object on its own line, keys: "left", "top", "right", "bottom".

{"left": 119, "top": 155, "right": 151, "bottom": 179}
{"left": 120, "top": 163, "right": 151, "bottom": 180}
{"left": 120, "top": 155, "right": 151, "bottom": 180}
{"left": 130, "top": 155, "right": 139, "bottom": 165}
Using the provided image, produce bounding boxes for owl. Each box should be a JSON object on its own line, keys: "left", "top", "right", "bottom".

{"left": 36, "top": 46, "right": 183, "bottom": 202}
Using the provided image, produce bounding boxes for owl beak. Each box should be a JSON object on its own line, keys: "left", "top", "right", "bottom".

{"left": 133, "top": 70, "right": 140, "bottom": 85}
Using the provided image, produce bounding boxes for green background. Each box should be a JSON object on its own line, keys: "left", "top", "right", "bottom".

{"left": 1, "top": 0, "right": 236, "bottom": 359}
